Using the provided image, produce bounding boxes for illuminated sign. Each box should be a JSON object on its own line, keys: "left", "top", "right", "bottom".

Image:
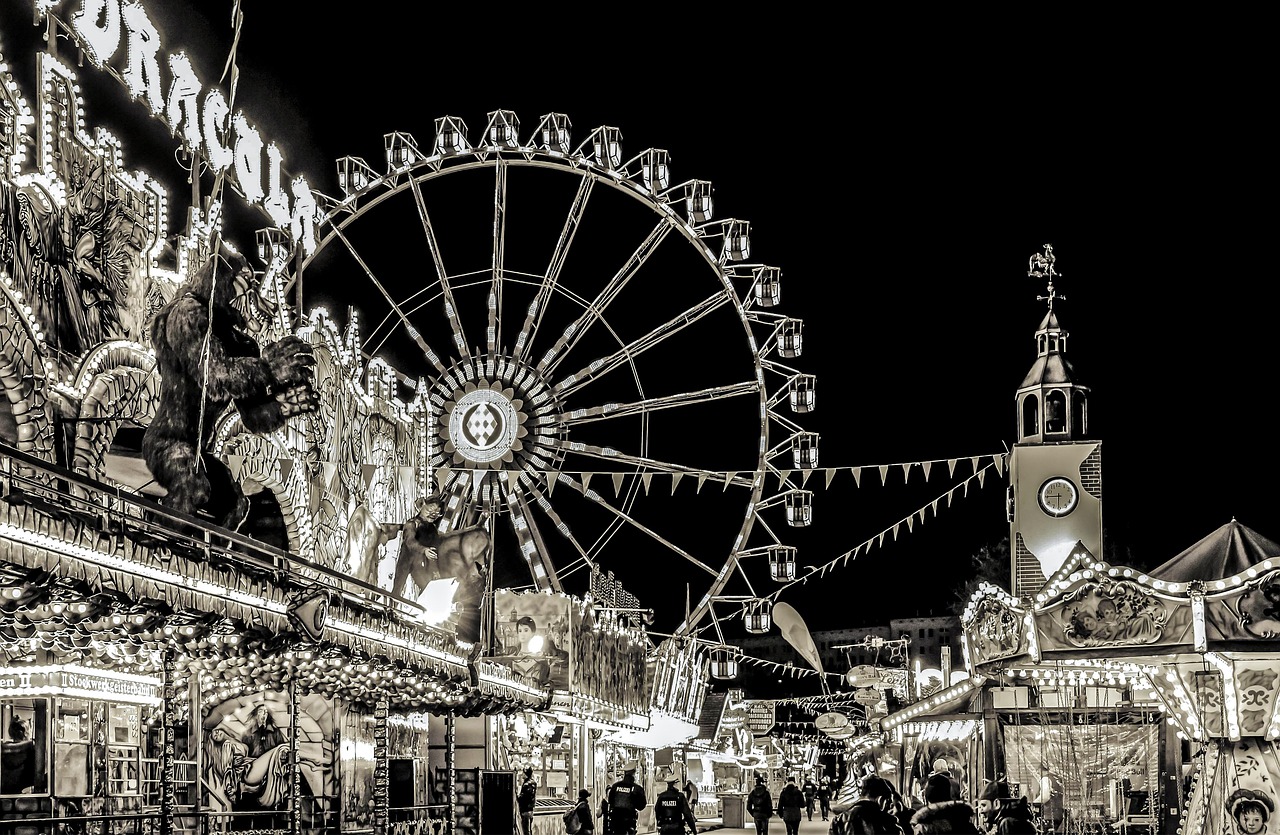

{"left": 0, "top": 665, "right": 161, "bottom": 704}
{"left": 36, "top": 0, "right": 319, "bottom": 254}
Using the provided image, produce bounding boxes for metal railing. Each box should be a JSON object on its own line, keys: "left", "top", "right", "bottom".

{"left": 0, "top": 441, "right": 423, "bottom": 619}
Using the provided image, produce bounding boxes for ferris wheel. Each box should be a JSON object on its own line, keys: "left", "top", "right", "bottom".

{"left": 293, "top": 110, "right": 819, "bottom": 638}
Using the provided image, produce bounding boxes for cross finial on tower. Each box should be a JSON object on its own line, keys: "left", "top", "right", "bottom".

{"left": 1029, "top": 243, "right": 1063, "bottom": 311}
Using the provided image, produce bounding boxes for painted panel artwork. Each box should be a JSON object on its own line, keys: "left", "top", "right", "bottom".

{"left": 492, "top": 589, "right": 572, "bottom": 691}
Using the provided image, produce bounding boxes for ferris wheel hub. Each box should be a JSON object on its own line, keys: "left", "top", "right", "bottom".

{"left": 448, "top": 386, "right": 520, "bottom": 464}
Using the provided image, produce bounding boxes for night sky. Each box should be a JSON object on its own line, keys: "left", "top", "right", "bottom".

{"left": 1, "top": 6, "right": 1273, "bottom": 640}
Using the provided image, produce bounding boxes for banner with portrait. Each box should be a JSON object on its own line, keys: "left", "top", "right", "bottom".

{"left": 492, "top": 590, "right": 573, "bottom": 692}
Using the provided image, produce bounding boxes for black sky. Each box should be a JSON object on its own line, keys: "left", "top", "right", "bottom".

{"left": 2, "top": 6, "right": 1274, "bottom": 637}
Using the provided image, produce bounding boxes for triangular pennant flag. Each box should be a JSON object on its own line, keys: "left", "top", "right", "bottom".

{"left": 309, "top": 483, "right": 322, "bottom": 515}
{"left": 582, "top": 473, "right": 593, "bottom": 493}
{"left": 969, "top": 456, "right": 980, "bottom": 474}
{"left": 724, "top": 473, "right": 735, "bottom": 491}
{"left": 545, "top": 476, "right": 555, "bottom": 497}
{"left": 964, "top": 479, "right": 970, "bottom": 497}
{"left": 878, "top": 532, "right": 886, "bottom": 548}
{"left": 362, "top": 463, "right": 377, "bottom": 487}
{"left": 918, "top": 508, "right": 926, "bottom": 524}
{"left": 671, "top": 473, "right": 684, "bottom": 494}
{"left": 801, "top": 469, "right": 813, "bottom": 487}
{"left": 947, "top": 489, "right": 954, "bottom": 507}
{"left": 697, "top": 474, "right": 709, "bottom": 493}
{"left": 948, "top": 458, "right": 958, "bottom": 477}
{"left": 994, "top": 454, "right": 1005, "bottom": 476}
{"left": 226, "top": 454, "right": 243, "bottom": 480}
{"left": 906, "top": 517, "right": 914, "bottom": 532}
{"left": 901, "top": 463, "right": 912, "bottom": 483}
{"left": 640, "top": 473, "right": 653, "bottom": 494}
{"left": 321, "top": 462, "right": 337, "bottom": 490}
{"left": 436, "top": 465, "right": 451, "bottom": 490}
{"left": 931, "top": 499, "right": 939, "bottom": 517}
{"left": 399, "top": 465, "right": 416, "bottom": 497}
{"left": 922, "top": 461, "right": 932, "bottom": 481}
{"left": 852, "top": 467, "right": 862, "bottom": 487}
{"left": 279, "top": 457, "right": 294, "bottom": 484}
{"left": 825, "top": 468, "right": 837, "bottom": 488}
{"left": 977, "top": 469, "right": 986, "bottom": 488}
{"left": 878, "top": 465, "right": 889, "bottom": 485}
{"left": 612, "top": 473, "right": 625, "bottom": 496}
{"left": 892, "top": 523, "right": 900, "bottom": 540}
{"left": 778, "top": 470, "right": 793, "bottom": 489}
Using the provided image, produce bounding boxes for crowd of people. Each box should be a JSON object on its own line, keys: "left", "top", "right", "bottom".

{"left": 835, "top": 758, "right": 1038, "bottom": 835}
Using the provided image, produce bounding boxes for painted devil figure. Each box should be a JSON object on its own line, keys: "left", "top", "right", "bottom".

{"left": 142, "top": 249, "right": 318, "bottom": 529}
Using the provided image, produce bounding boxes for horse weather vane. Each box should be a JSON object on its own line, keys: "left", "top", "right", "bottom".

{"left": 1029, "top": 243, "right": 1063, "bottom": 311}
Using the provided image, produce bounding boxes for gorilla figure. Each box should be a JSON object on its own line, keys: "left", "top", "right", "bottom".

{"left": 142, "top": 250, "right": 317, "bottom": 529}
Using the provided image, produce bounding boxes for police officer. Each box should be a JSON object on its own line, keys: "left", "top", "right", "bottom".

{"left": 654, "top": 765, "right": 698, "bottom": 835}
{"left": 606, "top": 761, "right": 648, "bottom": 835}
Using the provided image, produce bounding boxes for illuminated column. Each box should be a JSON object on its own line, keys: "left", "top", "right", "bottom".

{"left": 447, "top": 712, "right": 457, "bottom": 835}
{"left": 374, "top": 698, "right": 389, "bottom": 835}
{"left": 290, "top": 676, "right": 301, "bottom": 835}
{"left": 160, "top": 649, "right": 177, "bottom": 835}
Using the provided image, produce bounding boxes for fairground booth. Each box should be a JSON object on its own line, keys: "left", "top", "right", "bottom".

{"left": 947, "top": 522, "right": 1280, "bottom": 835}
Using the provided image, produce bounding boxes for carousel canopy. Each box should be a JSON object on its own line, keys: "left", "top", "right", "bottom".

{"left": 1147, "top": 518, "right": 1280, "bottom": 582}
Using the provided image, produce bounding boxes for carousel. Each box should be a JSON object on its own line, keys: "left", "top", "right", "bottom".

{"left": 961, "top": 520, "right": 1280, "bottom": 835}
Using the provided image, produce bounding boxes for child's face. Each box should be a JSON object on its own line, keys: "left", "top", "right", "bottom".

{"left": 1239, "top": 808, "right": 1265, "bottom": 835}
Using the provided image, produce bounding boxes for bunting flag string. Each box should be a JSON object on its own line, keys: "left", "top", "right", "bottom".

{"left": 297, "top": 451, "right": 1005, "bottom": 498}
{"left": 767, "top": 458, "right": 1002, "bottom": 598}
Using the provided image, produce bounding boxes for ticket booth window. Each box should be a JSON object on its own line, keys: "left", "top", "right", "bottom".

{"left": 1, "top": 698, "right": 49, "bottom": 795}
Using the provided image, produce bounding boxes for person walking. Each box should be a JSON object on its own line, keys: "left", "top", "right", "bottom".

{"left": 927, "top": 759, "right": 964, "bottom": 802}
{"left": 569, "top": 789, "right": 596, "bottom": 835}
{"left": 746, "top": 775, "right": 774, "bottom": 835}
{"left": 800, "top": 776, "right": 818, "bottom": 821}
{"left": 816, "top": 776, "right": 833, "bottom": 821}
{"left": 606, "top": 761, "right": 647, "bottom": 835}
{"left": 910, "top": 768, "right": 979, "bottom": 833}
{"left": 654, "top": 766, "right": 698, "bottom": 835}
{"left": 777, "top": 776, "right": 805, "bottom": 835}
{"left": 518, "top": 767, "right": 538, "bottom": 835}
{"left": 843, "top": 775, "right": 904, "bottom": 835}
{"left": 976, "top": 780, "right": 1036, "bottom": 834}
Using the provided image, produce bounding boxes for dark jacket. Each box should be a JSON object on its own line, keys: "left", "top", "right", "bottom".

{"left": 518, "top": 775, "right": 538, "bottom": 814}
{"left": 607, "top": 775, "right": 647, "bottom": 829}
{"left": 570, "top": 798, "right": 596, "bottom": 834}
{"left": 654, "top": 786, "right": 697, "bottom": 833}
{"left": 777, "top": 783, "right": 805, "bottom": 822}
{"left": 801, "top": 780, "right": 818, "bottom": 801}
{"left": 844, "top": 799, "right": 904, "bottom": 835}
{"left": 988, "top": 797, "right": 1036, "bottom": 834}
{"left": 747, "top": 784, "right": 774, "bottom": 819}
{"left": 910, "top": 800, "right": 980, "bottom": 833}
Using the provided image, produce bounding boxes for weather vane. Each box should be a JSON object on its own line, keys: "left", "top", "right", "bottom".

{"left": 1029, "top": 243, "right": 1063, "bottom": 311}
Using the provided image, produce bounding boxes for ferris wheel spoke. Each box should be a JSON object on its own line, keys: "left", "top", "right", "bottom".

{"left": 513, "top": 176, "right": 594, "bottom": 364}
{"left": 554, "top": 474, "right": 720, "bottom": 577}
{"left": 500, "top": 472, "right": 559, "bottom": 591}
{"left": 489, "top": 160, "right": 508, "bottom": 356}
{"left": 327, "top": 223, "right": 441, "bottom": 371}
{"left": 561, "top": 382, "right": 759, "bottom": 425}
{"left": 558, "top": 443, "right": 754, "bottom": 487}
{"left": 535, "top": 219, "right": 673, "bottom": 376}
{"left": 521, "top": 480, "right": 598, "bottom": 582}
{"left": 407, "top": 174, "right": 468, "bottom": 362}
{"left": 551, "top": 291, "right": 734, "bottom": 398}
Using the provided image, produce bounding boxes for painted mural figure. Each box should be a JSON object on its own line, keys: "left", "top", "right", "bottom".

{"left": 141, "top": 250, "right": 319, "bottom": 529}
{"left": 1060, "top": 579, "right": 1169, "bottom": 647}
{"left": 1229, "top": 789, "right": 1274, "bottom": 835}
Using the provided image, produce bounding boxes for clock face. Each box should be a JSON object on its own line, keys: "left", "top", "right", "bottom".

{"left": 1037, "top": 476, "right": 1079, "bottom": 517}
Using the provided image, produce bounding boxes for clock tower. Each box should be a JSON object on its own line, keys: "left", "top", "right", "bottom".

{"left": 1007, "top": 245, "right": 1102, "bottom": 597}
